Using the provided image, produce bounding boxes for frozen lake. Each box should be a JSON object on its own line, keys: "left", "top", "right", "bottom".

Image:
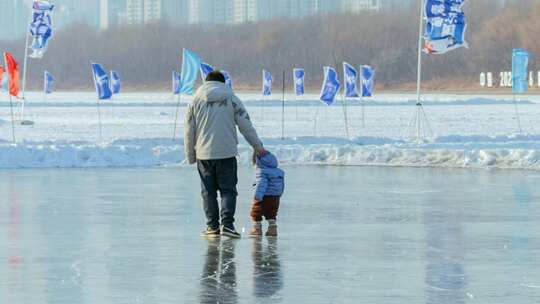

{"left": 1, "top": 165, "right": 539, "bottom": 303}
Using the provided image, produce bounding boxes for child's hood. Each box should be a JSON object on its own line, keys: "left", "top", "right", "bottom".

{"left": 256, "top": 152, "right": 279, "bottom": 169}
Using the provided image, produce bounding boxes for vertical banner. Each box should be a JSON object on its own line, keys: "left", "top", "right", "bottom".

{"left": 360, "top": 65, "right": 375, "bottom": 97}
{"left": 512, "top": 49, "right": 529, "bottom": 94}
{"left": 222, "top": 70, "right": 233, "bottom": 88}
{"left": 423, "top": 0, "right": 468, "bottom": 55}
{"left": 4, "top": 52, "right": 20, "bottom": 97}
{"left": 200, "top": 62, "right": 214, "bottom": 81}
{"left": 110, "top": 71, "right": 121, "bottom": 94}
{"left": 91, "top": 63, "right": 112, "bottom": 100}
{"left": 319, "top": 67, "right": 340, "bottom": 105}
{"left": 179, "top": 49, "right": 201, "bottom": 95}
{"left": 262, "top": 69, "right": 273, "bottom": 96}
{"left": 294, "top": 68, "right": 305, "bottom": 96}
{"left": 29, "top": 0, "right": 55, "bottom": 58}
{"left": 343, "top": 62, "right": 358, "bottom": 98}
{"left": 44, "top": 70, "right": 54, "bottom": 94}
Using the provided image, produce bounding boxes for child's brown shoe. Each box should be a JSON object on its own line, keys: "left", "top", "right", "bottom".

{"left": 266, "top": 222, "right": 278, "bottom": 237}
{"left": 250, "top": 222, "right": 263, "bottom": 237}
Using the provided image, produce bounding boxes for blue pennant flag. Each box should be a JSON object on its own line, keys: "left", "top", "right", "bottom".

{"left": 360, "top": 65, "right": 375, "bottom": 97}
{"left": 180, "top": 49, "right": 201, "bottom": 95}
{"left": 262, "top": 70, "right": 273, "bottom": 96}
{"left": 44, "top": 70, "right": 54, "bottom": 94}
{"left": 29, "top": 0, "right": 55, "bottom": 59}
{"left": 294, "top": 68, "right": 305, "bottom": 96}
{"left": 320, "top": 67, "right": 340, "bottom": 105}
{"left": 91, "top": 63, "right": 112, "bottom": 100}
{"left": 343, "top": 62, "right": 358, "bottom": 98}
{"left": 172, "top": 71, "right": 181, "bottom": 95}
{"left": 424, "top": 0, "right": 468, "bottom": 55}
{"left": 512, "top": 49, "right": 529, "bottom": 94}
{"left": 200, "top": 62, "right": 214, "bottom": 81}
{"left": 222, "top": 70, "right": 233, "bottom": 89}
{"left": 110, "top": 71, "right": 121, "bottom": 94}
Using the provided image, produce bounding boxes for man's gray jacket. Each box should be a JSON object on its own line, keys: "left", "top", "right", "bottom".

{"left": 184, "top": 81, "right": 263, "bottom": 164}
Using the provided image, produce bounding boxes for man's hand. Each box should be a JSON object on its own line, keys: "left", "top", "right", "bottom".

{"left": 255, "top": 147, "right": 267, "bottom": 156}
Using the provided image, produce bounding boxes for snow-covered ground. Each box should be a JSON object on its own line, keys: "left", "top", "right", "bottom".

{"left": 1, "top": 91, "right": 540, "bottom": 169}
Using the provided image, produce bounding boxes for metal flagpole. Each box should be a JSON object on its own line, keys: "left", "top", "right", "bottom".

{"left": 20, "top": 4, "right": 32, "bottom": 123}
{"left": 172, "top": 94, "right": 182, "bottom": 141}
{"left": 410, "top": 0, "right": 432, "bottom": 142}
{"left": 9, "top": 95, "right": 16, "bottom": 143}
{"left": 313, "top": 104, "right": 320, "bottom": 137}
{"left": 281, "top": 70, "right": 285, "bottom": 140}
{"left": 341, "top": 94, "right": 350, "bottom": 139}
{"left": 513, "top": 94, "right": 523, "bottom": 134}
{"left": 96, "top": 99, "right": 103, "bottom": 142}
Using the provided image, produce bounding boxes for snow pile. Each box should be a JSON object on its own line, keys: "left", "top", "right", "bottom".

{"left": 2, "top": 135, "right": 540, "bottom": 170}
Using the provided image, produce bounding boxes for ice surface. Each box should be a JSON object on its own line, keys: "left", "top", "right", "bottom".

{"left": 0, "top": 166, "right": 539, "bottom": 303}
{"left": 2, "top": 92, "right": 540, "bottom": 169}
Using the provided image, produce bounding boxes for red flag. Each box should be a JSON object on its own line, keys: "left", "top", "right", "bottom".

{"left": 0, "top": 65, "right": 4, "bottom": 79}
{"left": 3, "top": 52, "right": 20, "bottom": 97}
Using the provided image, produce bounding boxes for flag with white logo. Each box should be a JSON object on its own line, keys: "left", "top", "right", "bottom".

{"left": 110, "top": 71, "right": 121, "bottom": 94}
{"left": 262, "top": 70, "right": 273, "bottom": 96}
{"left": 360, "top": 65, "right": 375, "bottom": 97}
{"left": 343, "top": 62, "right": 358, "bottom": 98}
{"left": 91, "top": 63, "right": 112, "bottom": 100}
{"left": 320, "top": 67, "right": 340, "bottom": 105}
{"left": 29, "top": 0, "right": 55, "bottom": 58}
{"left": 423, "top": 0, "right": 468, "bottom": 55}
{"left": 44, "top": 70, "right": 54, "bottom": 94}
{"left": 294, "top": 68, "right": 305, "bottom": 96}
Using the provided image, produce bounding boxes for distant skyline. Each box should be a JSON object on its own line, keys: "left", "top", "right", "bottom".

{"left": 0, "top": 0, "right": 417, "bottom": 40}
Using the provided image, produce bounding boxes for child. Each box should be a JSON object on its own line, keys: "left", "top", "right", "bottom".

{"left": 250, "top": 151, "right": 285, "bottom": 237}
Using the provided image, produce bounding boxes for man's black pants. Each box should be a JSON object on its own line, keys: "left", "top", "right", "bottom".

{"left": 197, "top": 157, "right": 238, "bottom": 229}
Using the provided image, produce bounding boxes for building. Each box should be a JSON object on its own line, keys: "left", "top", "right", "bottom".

{"left": 342, "top": 0, "right": 380, "bottom": 12}
{"left": 189, "top": 0, "right": 234, "bottom": 24}
{"left": 161, "top": 0, "right": 190, "bottom": 25}
{"left": 0, "top": 0, "right": 29, "bottom": 40}
{"left": 233, "top": 0, "right": 258, "bottom": 23}
{"left": 123, "top": 0, "right": 161, "bottom": 25}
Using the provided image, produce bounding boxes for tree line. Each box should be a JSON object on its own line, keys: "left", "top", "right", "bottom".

{"left": 0, "top": 0, "right": 539, "bottom": 91}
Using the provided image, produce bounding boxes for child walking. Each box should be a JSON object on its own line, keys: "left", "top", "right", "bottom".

{"left": 250, "top": 151, "right": 285, "bottom": 237}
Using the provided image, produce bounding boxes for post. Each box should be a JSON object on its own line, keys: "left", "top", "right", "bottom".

{"left": 9, "top": 95, "right": 16, "bottom": 143}
{"left": 341, "top": 95, "right": 350, "bottom": 139}
{"left": 513, "top": 94, "right": 523, "bottom": 134}
{"left": 20, "top": 12, "right": 31, "bottom": 122}
{"left": 281, "top": 69, "right": 285, "bottom": 140}
{"left": 313, "top": 104, "right": 320, "bottom": 137}
{"left": 96, "top": 99, "right": 103, "bottom": 142}
{"left": 172, "top": 94, "right": 182, "bottom": 141}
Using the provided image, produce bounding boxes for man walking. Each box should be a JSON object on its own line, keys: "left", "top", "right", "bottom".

{"left": 184, "top": 71, "right": 265, "bottom": 238}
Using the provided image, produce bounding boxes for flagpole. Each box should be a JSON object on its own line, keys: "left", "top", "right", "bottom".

{"left": 341, "top": 94, "right": 350, "bottom": 140}
{"left": 172, "top": 94, "right": 182, "bottom": 141}
{"left": 9, "top": 95, "right": 16, "bottom": 143}
{"left": 281, "top": 69, "right": 285, "bottom": 140}
{"left": 20, "top": 4, "right": 32, "bottom": 124}
{"left": 513, "top": 94, "right": 523, "bottom": 134}
{"left": 96, "top": 99, "right": 103, "bottom": 142}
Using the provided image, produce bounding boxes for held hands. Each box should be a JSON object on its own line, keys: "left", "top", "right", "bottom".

{"left": 255, "top": 147, "right": 268, "bottom": 157}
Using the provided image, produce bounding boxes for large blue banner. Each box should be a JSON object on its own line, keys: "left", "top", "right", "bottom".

{"left": 343, "top": 62, "right": 358, "bottom": 98}
{"left": 294, "top": 68, "right": 305, "bottom": 96}
{"left": 262, "top": 70, "right": 273, "bottom": 96}
{"left": 29, "top": 1, "right": 55, "bottom": 58}
{"left": 179, "top": 49, "right": 201, "bottom": 95}
{"left": 91, "top": 63, "right": 112, "bottom": 100}
{"left": 512, "top": 49, "right": 529, "bottom": 94}
{"left": 424, "top": 0, "right": 468, "bottom": 54}
{"left": 320, "top": 67, "right": 340, "bottom": 105}
{"left": 360, "top": 65, "right": 375, "bottom": 97}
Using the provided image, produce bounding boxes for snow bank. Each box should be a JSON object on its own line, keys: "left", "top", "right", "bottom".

{"left": 2, "top": 135, "right": 540, "bottom": 170}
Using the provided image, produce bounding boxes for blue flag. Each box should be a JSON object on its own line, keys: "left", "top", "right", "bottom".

{"left": 262, "top": 70, "right": 273, "bottom": 96}
{"left": 222, "top": 70, "right": 233, "bottom": 89}
{"left": 200, "top": 62, "right": 214, "bottom": 81}
{"left": 343, "top": 62, "right": 358, "bottom": 98}
{"left": 320, "top": 67, "right": 340, "bottom": 105}
{"left": 512, "top": 49, "right": 529, "bottom": 94}
{"left": 294, "top": 68, "right": 305, "bottom": 96}
{"left": 424, "top": 0, "right": 468, "bottom": 54}
{"left": 180, "top": 49, "right": 201, "bottom": 95}
{"left": 172, "top": 71, "right": 181, "bottom": 95}
{"left": 360, "top": 65, "right": 375, "bottom": 97}
{"left": 44, "top": 70, "right": 54, "bottom": 94}
{"left": 91, "top": 63, "right": 112, "bottom": 100}
{"left": 29, "top": 1, "right": 54, "bottom": 59}
{"left": 110, "top": 71, "right": 121, "bottom": 94}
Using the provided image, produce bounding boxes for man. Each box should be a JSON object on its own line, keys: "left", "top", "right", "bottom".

{"left": 185, "top": 71, "right": 265, "bottom": 238}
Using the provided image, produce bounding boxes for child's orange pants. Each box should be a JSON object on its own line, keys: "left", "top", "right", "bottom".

{"left": 250, "top": 196, "right": 280, "bottom": 221}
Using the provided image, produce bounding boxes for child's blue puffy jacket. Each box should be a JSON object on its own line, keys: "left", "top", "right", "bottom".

{"left": 254, "top": 152, "right": 285, "bottom": 201}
